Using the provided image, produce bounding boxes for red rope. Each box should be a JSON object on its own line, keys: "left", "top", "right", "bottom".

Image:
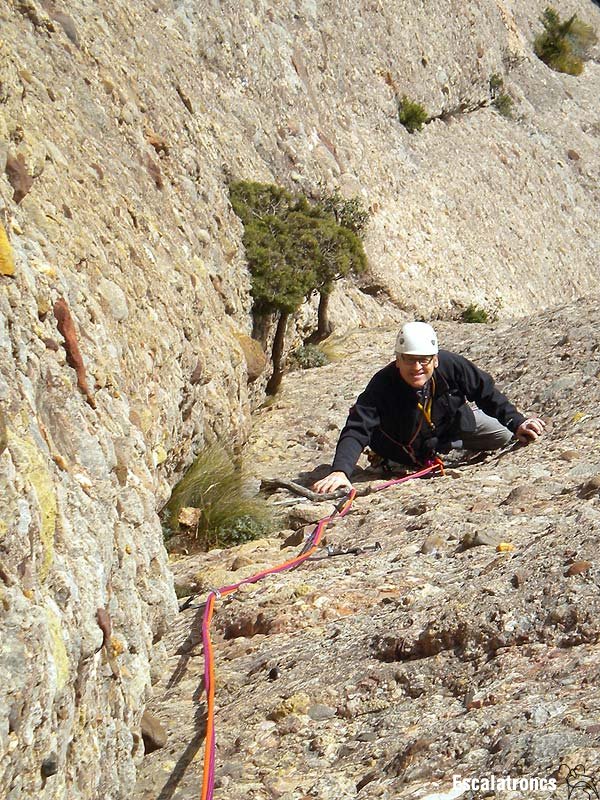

{"left": 199, "top": 460, "right": 442, "bottom": 799}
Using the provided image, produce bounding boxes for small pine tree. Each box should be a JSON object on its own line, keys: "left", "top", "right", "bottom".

{"left": 488, "top": 73, "right": 514, "bottom": 119}
{"left": 230, "top": 181, "right": 369, "bottom": 390}
{"left": 229, "top": 180, "right": 295, "bottom": 225}
{"left": 309, "top": 209, "right": 367, "bottom": 341}
{"left": 493, "top": 93, "right": 514, "bottom": 119}
{"left": 489, "top": 73, "right": 504, "bottom": 98}
{"left": 241, "top": 212, "right": 317, "bottom": 315}
{"left": 534, "top": 7, "right": 597, "bottom": 76}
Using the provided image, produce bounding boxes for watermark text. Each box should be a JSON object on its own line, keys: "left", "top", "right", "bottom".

{"left": 452, "top": 774, "right": 557, "bottom": 793}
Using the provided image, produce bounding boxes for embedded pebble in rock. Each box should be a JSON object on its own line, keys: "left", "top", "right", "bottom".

{"left": 287, "top": 503, "right": 326, "bottom": 528}
{"left": 229, "top": 554, "right": 255, "bottom": 571}
{"left": 97, "top": 277, "right": 129, "bottom": 321}
{"left": 140, "top": 712, "right": 167, "bottom": 755}
{"left": 308, "top": 703, "right": 337, "bottom": 721}
{"left": 560, "top": 450, "right": 580, "bottom": 462}
{"left": 282, "top": 529, "right": 306, "bottom": 548}
{"left": 460, "top": 530, "right": 500, "bottom": 549}
{"left": 501, "top": 485, "right": 537, "bottom": 506}
{"left": 565, "top": 560, "right": 593, "bottom": 577}
{"left": 579, "top": 476, "right": 600, "bottom": 499}
{"left": 420, "top": 534, "right": 446, "bottom": 554}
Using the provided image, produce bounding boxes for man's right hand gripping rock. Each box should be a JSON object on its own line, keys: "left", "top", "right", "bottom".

{"left": 312, "top": 471, "right": 352, "bottom": 495}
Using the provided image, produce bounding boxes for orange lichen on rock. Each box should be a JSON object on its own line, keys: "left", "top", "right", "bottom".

{"left": 53, "top": 298, "right": 97, "bottom": 408}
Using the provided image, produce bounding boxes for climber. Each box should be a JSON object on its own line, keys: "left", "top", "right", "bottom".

{"left": 313, "top": 321, "right": 545, "bottom": 494}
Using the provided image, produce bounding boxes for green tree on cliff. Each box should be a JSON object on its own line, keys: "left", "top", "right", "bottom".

{"left": 534, "top": 7, "right": 597, "bottom": 75}
{"left": 229, "top": 180, "right": 368, "bottom": 392}
{"left": 308, "top": 191, "right": 369, "bottom": 341}
{"left": 230, "top": 181, "right": 316, "bottom": 393}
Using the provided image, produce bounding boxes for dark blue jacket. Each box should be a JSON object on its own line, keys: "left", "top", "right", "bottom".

{"left": 331, "top": 349, "right": 526, "bottom": 476}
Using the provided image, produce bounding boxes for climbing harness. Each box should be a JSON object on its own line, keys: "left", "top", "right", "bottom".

{"left": 379, "top": 376, "right": 438, "bottom": 467}
{"left": 198, "top": 458, "right": 444, "bottom": 800}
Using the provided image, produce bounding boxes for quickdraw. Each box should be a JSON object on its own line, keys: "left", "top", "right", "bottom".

{"left": 308, "top": 541, "right": 382, "bottom": 561}
{"left": 198, "top": 458, "right": 444, "bottom": 800}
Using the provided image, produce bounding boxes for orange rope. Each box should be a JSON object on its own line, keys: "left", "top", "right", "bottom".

{"left": 198, "top": 462, "right": 442, "bottom": 799}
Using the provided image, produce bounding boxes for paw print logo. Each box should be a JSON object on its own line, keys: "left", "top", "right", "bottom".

{"left": 565, "top": 765, "right": 600, "bottom": 799}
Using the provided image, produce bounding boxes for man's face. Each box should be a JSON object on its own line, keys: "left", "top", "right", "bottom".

{"left": 396, "top": 353, "right": 438, "bottom": 388}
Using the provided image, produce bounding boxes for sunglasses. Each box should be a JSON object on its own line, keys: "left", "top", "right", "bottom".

{"left": 398, "top": 354, "right": 436, "bottom": 366}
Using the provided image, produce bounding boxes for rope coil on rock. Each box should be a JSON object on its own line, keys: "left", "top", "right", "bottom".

{"left": 199, "top": 459, "right": 444, "bottom": 800}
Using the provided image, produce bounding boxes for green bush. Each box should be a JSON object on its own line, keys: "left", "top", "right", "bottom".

{"left": 493, "top": 93, "right": 514, "bottom": 118}
{"left": 398, "top": 96, "right": 429, "bottom": 133}
{"left": 534, "top": 7, "right": 597, "bottom": 75}
{"left": 488, "top": 73, "right": 514, "bottom": 118}
{"left": 291, "top": 344, "right": 329, "bottom": 369}
{"left": 461, "top": 304, "right": 489, "bottom": 324}
{"left": 216, "top": 514, "right": 271, "bottom": 548}
{"left": 162, "top": 445, "right": 272, "bottom": 550}
{"left": 489, "top": 73, "right": 504, "bottom": 96}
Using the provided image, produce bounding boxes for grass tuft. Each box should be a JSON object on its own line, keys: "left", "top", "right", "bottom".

{"left": 162, "top": 445, "right": 272, "bottom": 550}
{"left": 461, "top": 304, "right": 489, "bottom": 324}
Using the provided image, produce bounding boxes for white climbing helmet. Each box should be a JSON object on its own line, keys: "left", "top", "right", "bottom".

{"left": 395, "top": 322, "right": 439, "bottom": 355}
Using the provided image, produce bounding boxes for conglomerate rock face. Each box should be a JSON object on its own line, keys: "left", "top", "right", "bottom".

{"left": 0, "top": 0, "right": 599, "bottom": 798}
{"left": 137, "top": 300, "right": 600, "bottom": 800}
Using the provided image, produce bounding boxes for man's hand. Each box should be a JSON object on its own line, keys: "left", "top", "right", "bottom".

{"left": 312, "top": 470, "right": 352, "bottom": 495}
{"left": 516, "top": 417, "right": 546, "bottom": 444}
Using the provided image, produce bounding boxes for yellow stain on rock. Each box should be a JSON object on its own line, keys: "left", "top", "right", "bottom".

{"left": 45, "top": 607, "right": 70, "bottom": 691}
{"left": 0, "top": 222, "right": 16, "bottom": 276}
{"left": 191, "top": 255, "right": 207, "bottom": 276}
{"left": 0, "top": 407, "right": 7, "bottom": 455}
{"left": 496, "top": 542, "right": 516, "bottom": 552}
{"left": 138, "top": 407, "right": 154, "bottom": 434}
{"left": 30, "top": 256, "right": 57, "bottom": 279}
{"left": 572, "top": 411, "right": 589, "bottom": 424}
{"left": 153, "top": 444, "right": 168, "bottom": 465}
{"left": 109, "top": 636, "right": 125, "bottom": 658}
{"left": 293, "top": 583, "right": 313, "bottom": 597}
{"left": 7, "top": 421, "right": 57, "bottom": 582}
{"left": 268, "top": 692, "right": 310, "bottom": 721}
